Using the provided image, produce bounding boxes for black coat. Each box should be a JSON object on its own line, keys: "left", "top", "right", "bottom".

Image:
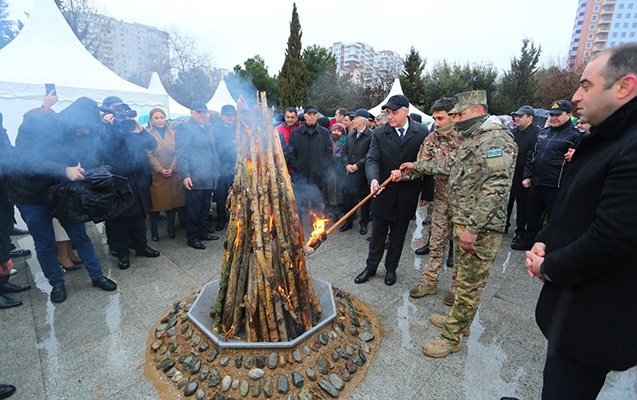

{"left": 213, "top": 120, "right": 237, "bottom": 178}
{"left": 342, "top": 127, "right": 372, "bottom": 189}
{"left": 175, "top": 118, "right": 220, "bottom": 190}
{"left": 288, "top": 123, "right": 332, "bottom": 187}
{"left": 511, "top": 123, "right": 539, "bottom": 180}
{"left": 535, "top": 97, "right": 637, "bottom": 371}
{"left": 523, "top": 120, "right": 581, "bottom": 188}
{"left": 365, "top": 118, "right": 427, "bottom": 221}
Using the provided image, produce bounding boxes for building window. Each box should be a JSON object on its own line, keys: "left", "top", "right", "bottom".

{"left": 629, "top": 3, "right": 634, "bottom": 9}
{"left": 617, "top": 13, "right": 622, "bottom": 18}
{"left": 589, "top": 24, "right": 596, "bottom": 30}
{"left": 625, "top": 23, "right": 629, "bottom": 28}
{"left": 615, "top": 23, "right": 619, "bottom": 28}
{"left": 613, "top": 32, "right": 618, "bottom": 37}
{"left": 621, "top": 32, "right": 626, "bottom": 37}
{"left": 631, "top": 32, "right": 635, "bottom": 38}
{"left": 627, "top": 13, "right": 631, "bottom": 18}
{"left": 592, "top": 15, "right": 598, "bottom": 21}
{"left": 610, "top": 42, "right": 615, "bottom": 46}
{"left": 587, "top": 33, "right": 594, "bottom": 39}
{"left": 586, "top": 42, "right": 592, "bottom": 48}
{"left": 593, "top": 5, "right": 600, "bottom": 11}
{"left": 619, "top": 3, "right": 624, "bottom": 9}
{"left": 584, "top": 51, "right": 590, "bottom": 57}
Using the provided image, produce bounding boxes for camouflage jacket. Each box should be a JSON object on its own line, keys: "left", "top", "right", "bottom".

{"left": 411, "top": 115, "right": 517, "bottom": 233}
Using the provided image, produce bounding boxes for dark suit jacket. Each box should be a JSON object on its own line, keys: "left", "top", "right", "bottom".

{"left": 365, "top": 118, "right": 427, "bottom": 221}
{"left": 535, "top": 97, "right": 637, "bottom": 371}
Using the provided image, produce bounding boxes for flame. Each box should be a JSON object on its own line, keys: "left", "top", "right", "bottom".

{"left": 247, "top": 160, "right": 253, "bottom": 175}
{"left": 234, "top": 220, "right": 241, "bottom": 248}
{"left": 277, "top": 285, "right": 294, "bottom": 311}
{"left": 269, "top": 214, "right": 274, "bottom": 230}
{"left": 308, "top": 211, "right": 329, "bottom": 246}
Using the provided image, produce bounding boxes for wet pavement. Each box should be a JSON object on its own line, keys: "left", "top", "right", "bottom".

{"left": 2, "top": 210, "right": 635, "bottom": 399}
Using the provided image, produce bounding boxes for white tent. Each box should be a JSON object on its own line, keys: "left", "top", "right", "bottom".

{"left": 147, "top": 72, "right": 191, "bottom": 119}
{"left": 0, "top": 0, "right": 168, "bottom": 142}
{"left": 206, "top": 79, "right": 236, "bottom": 113}
{"left": 368, "top": 78, "right": 433, "bottom": 127}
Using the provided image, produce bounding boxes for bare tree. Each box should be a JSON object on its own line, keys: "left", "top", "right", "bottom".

{"left": 56, "top": 0, "right": 110, "bottom": 57}
{"left": 535, "top": 57, "right": 583, "bottom": 109}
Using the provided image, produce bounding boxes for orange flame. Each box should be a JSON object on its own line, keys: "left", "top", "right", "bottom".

{"left": 247, "top": 160, "right": 253, "bottom": 175}
{"left": 277, "top": 286, "right": 294, "bottom": 310}
{"left": 234, "top": 220, "right": 241, "bottom": 248}
{"left": 307, "top": 211, "right": 329, "bottom": 246}
{"left": 269, "top": 214, "right": 274, "bottom": 230}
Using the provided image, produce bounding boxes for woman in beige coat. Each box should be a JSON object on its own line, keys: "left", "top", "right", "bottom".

{"left": 146, "top": 108, "right": 185, "bottom": 240}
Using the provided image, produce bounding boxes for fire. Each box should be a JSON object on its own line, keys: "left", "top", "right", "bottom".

{"left": 277, "top": 286, "right": 294, "bottom": 311}
{"left": 247, "top": 160, "right": 253, "bottom": 175}
{"left": 234, "top": 220, "right": 241, "bottom": 248}
{"left": 307, "top": 211, "right": 330, "bottom": 246}
{"left": 269, "top": 214, "right": 274, "bottom": 230}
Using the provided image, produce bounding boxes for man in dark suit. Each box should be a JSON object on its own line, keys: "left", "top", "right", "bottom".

{"left": 340, "top": 108, "right": 373, "bottom": 234}
{"left": 354, "top": 95, "right": 427, "bottom": 286}
{"left": 525, "top": 42, "right": 637, "bottom": 399}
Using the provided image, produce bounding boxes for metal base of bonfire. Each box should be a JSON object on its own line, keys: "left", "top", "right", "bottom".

{"left": 189, "top": 278, "right": 337, "bottom": 349}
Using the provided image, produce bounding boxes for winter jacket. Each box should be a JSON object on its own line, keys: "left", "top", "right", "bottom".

{"left": 175, "top": 118, "right": 220, "bottom": 190}
{"left": 288, "top": 123, "right": 332, "bottom": 187}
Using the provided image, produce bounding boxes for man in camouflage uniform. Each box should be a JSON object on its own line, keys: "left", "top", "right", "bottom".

{"left": 393, "top": 90, "right": 517, "bottom": 358}
{"left": 407, "top": 98, "right": 462, "bottom": 306}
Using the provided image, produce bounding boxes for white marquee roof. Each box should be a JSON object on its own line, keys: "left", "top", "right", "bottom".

{"left": 206, "top": 79, "right": 236, "bottom": 113}
{"left": 147, "top": 72, "right": 191, "bottom": 118}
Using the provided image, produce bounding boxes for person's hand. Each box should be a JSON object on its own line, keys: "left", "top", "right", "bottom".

{"left": 370, "top": 179, "right": 384, "bottom": 196}
{"left": 65, "top": 163, "right": 85, "bottom": 181}
{"left": 419, "top": 199, "right": 429, "bottom": 207}
{"left": 161, "top": 168, "right": 173, "bottom": 177}
{"left": 399, "top": 162, "right": 414, "bottom": 173}
{"left": 1, "top": 258, "right": 14, "bottom": 271}
{"left": 42, "top": 91, "right": 58, "bottom": 109}
{"left": 346, "top": 164, "right": 358, "bottom": 173}
{"left": 131, "top": 120, "right": 143, "bottom": 133}
{"left": 564, "top": 148, "right": 575, "bottom": 162}
{"left": 391, "top": 169, "right": 402, "bottom": 182}
{"left": 522, "top": 178, "right": 531, "bottom": 188}
{"left": 459, "top": 229, "right": 478, "bottom": 251}
{"left": 103, "top": 113, "right": 115, "bottom": 124}
{"left": 183, "top": 177, "right": 193, "bottom": 190}
{"left": 525, "top": 242, "right": 546, "bottom": 279}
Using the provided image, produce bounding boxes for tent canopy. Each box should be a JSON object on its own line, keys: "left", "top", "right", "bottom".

{"left": 368, "top": 79, "right": 433, "bottom": 126}
{"left": 0, "top": 0, "right": 167, "bottom": 141}
{"left": 206, "top": 79, "right": 236, "bottom": 113}
{"left": 147, "top": 72, "right": 191, "bottom": 119}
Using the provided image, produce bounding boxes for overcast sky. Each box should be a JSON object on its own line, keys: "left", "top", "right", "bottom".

{"left": 10, "top": 0, "right": 576, "bottom": 74}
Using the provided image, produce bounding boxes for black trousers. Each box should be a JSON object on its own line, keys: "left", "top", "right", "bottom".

{"left": 506, "top": 178, "right": 530, "bottom": 235}
{"left": 105, "top": 214, "right": 147, "bottom": 256}
{"left": 526, "top": 185, "right": 559, "bottom": 240}
{"left": 213, "top": 175, "right": 233, "bottom": 223}
{"left": 342, "top": 172, "right": 370, "bottom": 226}
{"left": 184, "top": 189, "right": 212, "bottom": 243}
{"left": 365, "top": 215, "right": 410, "bottom": 273}
{"left": 542, "top": 343, "right": 610, "bottom": 400}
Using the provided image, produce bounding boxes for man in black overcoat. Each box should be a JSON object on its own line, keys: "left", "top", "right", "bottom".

{"left": 525, "top": 43, "right": 637, "bottom": 399}
{"left": 354, "top": 95, "right": 427, "bottom": 286}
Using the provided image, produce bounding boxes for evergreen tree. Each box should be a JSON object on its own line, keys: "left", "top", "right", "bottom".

{"left": 0, "top": 0, "right": 16, "bottom": 49}
{"left": 278, "top": 3, "right": 308, "bottom": 109}
{"left": 495, "top": 38, "right": 541, "bottom": 113}
{"left": 227, "top": 55, "right": 279, "bottom": 107}
{"left": 400, "top": 47, "right": 426, "bottom": 108}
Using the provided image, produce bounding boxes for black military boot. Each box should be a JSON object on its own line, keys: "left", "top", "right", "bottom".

{"left": 149, "top": 212, "right": 159, "bottom": 242}
{"left": 166, "top": 210, "right": 176, "bottom": 239}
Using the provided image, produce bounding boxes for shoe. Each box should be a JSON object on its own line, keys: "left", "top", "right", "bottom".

{"left": 511, "top": 240, "right": 532, "bottom": 251}
{"left": 215, "top": 220, "right": 226, "bottom": 231}
{"left": 511, "top": 234, "right": 523, "bottom": 244}
{"left": 0, "top": 383, "right": 16, "bottom": 398}
{"left": 135, "top": 246, "right": 160, "bottom": 258}
{"left": 443, "top": 289, "right": 456, "bottom": 306}
{"left": 0, "top": 294, "right": 22, "bottom": 309}
{"left": 188, "top": 241, "right": 206, "bottom": 250}
{"left": 338, "top": 221, "right": 353, "bottom": 232}
{"left": 354, "top": 269, "right": 375, "bottom": 284}
{"left": 109, "top": 248, "right": 118, "bottom": 257}
{"left": 415, "top": 244, "right": 430, "bottom": 256}
{"left": 409, "top": 282, "right": 437, "bottom": 298}
{"left": 9, "top": 269, "right": 16, "bottom": 276}
{"left": 8, "top": 248, "right": 31, "bottom": 259}
{"left": 429, "top": 313, "right": 470, "bottom": 336}
{"left": 61, "top": 263, "right": 82, "bottom": 272}
{"left": 421, "top": 335, "right": 462, "bottom": 358}
{"left": 0, "top": 282, "right": 31, "bottom": 294}
{"left": 92, "top": 276, "right": 117, "bottom": 291}
{"left": 384, "top": 271, "right": 397, "bottom": 286}
{"left": 359, "top": 224, "right": 368, "bottom": 235}
{"left": 9, "top": 226, "right": 29, "bottom": 236}
{"left": 200, "top": 234, "right": 219, "bottom": 241}
{"left": 151, "top": 231, "right": 159, "bottom": 242}
{"left": 117, "top": 255, "right": 130, "bottom": 270}
{"left": 50, "top": 285, "right": 67, "bottom": 303}
{"left": 446, "top": 257, "right": 454, "bottom": 269}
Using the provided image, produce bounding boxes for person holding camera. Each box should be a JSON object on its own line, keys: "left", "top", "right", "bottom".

{"left": 101, "top": 96, "right": 160, "bottom": 270}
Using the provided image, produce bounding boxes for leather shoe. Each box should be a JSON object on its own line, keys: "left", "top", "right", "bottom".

{"left": 92, "top": 276, "right": 117, "bottom": 291}
{"left": 415, "top": 244, "right": 430, "bottom": 255}
{"left": 0, "top": 294, "right": 22, "bottom": 309}
{"left": 9, "top": 248, "right": 31, "bottom": 258}
{"left": 354, "top": 269, "right": 375, "bottom": 284}
{"left": 200, "top": 234, "right": 219, "bottom": 241}
{"left": 9, "top": 226, "right": 29, "bottom": 236}
{"left": 0, "top": 383, "right": 16, "bottom": 398}
{"left": 338, "top": 221, "right": 353, "bottom": 232}
{"left": 117, "top": 255, "right": 130, "bottom": 270}
{"left": 188, "top": 241, "right": 206, "bottom": 250}
{"left": 511, "top": 240, "right": 532, "bottom": 251}
{"left": 50, "top": 285, "right": 67, "bottom": 303}
{"left": 359, "top": 224, "right": 368, "bottom": 235}
{"left": 384, "top": 271, "right": 397, "bottom": 286}
{"left": 135, "top": 246, "right": 160, "bottom": 258}
{"left": 0, "top": 282, "right": 31, "bottom": 294}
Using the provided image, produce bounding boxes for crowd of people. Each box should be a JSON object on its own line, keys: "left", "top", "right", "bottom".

{"left": 0, "top": 43, "right": 635, "bottom": 399}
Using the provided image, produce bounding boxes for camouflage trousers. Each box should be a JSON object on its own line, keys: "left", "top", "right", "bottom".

{"left": 422, "top": 184, "right": 454, "bottom": 285}
{"left": 442, "top": 224, "right": 502, "bottom": 342}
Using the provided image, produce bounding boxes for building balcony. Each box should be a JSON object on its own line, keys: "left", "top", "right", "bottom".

{"left": 597, "top": 24, "right": 610, "bottom": 33}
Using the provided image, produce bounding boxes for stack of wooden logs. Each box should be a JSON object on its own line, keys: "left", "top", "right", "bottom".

{"left": 213, "top": 93, "right": 322, "bottom": 342}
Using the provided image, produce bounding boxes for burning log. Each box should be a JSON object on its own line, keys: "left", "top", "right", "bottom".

{"left": 213, "top": 93, "right": 322, "bottom": 342}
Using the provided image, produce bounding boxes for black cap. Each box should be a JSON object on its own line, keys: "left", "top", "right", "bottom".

{"left": 548, "top": 99, "right": 573, "bottom": 115}
{"left": 352, "top": 108, "right": 371, "bottom": 119}
{"left": 102, "top": 96, "right": 124, "bottom": 109}
{"left": 381, "top": 94, "right": 409, "bottom": 111}
{"left": 220, "top": 104, "right": 236, "bottom": 115}
{"left": 409, "top": 113, "right": 422, "bottom": 124}
{"left": 190, "top": 100, "right": 208, "bottom": 112}
{"left": 511, "top": 105, "right": 535, "bottom": 116}
{"left": 304, "top": 105, "right": 319, "bottom": 114}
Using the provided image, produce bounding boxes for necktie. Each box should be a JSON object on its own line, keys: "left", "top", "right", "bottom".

{"left": 398, "top": 128, "right": 405, "bottom": 142}
{"left": 356, "top": 131, "right": 361, "bottom": 139}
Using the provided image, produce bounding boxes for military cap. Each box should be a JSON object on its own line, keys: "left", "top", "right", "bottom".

{"left": 449, "top": 90, "right": 487, "bottom": 114}
{"left": 548, "top": 99, "right": 574, "bottom": 115}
